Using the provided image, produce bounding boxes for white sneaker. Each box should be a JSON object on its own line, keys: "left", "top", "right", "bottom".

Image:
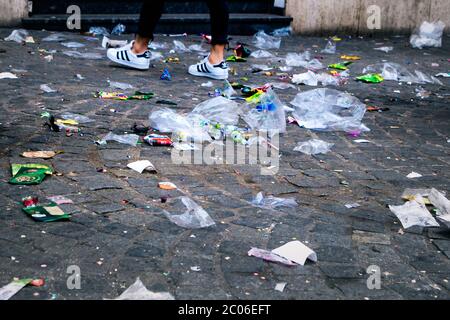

{"left": 107, "top": 41, "right": 150, "bottom": 70}
{"left": 188, "top": 57, "right": 229, "bottom": 80}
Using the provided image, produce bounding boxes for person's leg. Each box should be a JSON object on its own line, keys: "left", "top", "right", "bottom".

{"left": 206, "top": 0, "right": 229, "bottom": 64}
{"left": 133, "top": 0, "right": 166, "bottom": 54}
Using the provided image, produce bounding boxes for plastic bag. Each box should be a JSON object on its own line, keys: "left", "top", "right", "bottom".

{"left": 40, "top": 84, "right": 57, "bottom": 93}
{"left": 191, "top": 96, "right": 240, "bottom": 125}
{"left": 113, "top": 278, "right": 174, "bottom": 300}
{"left": 410, "top": 21, "right": 445, "bottom": 49}
{"left": 294, "top": 139, "right": 334, "bottom": 155}
{"left": 60, "top": 113, "right": 94, "bottom": 124}
{"left": 429, "top": 188, "right": 450, "bottom": 216}
{"left": 164, "top": 197, "right": 215, "bottom": 229}
{"left": 374, "top": 46, "right": 393, "bottom": 53}
{"left": 250, "top": 50, "right": 275, "bottom": 59}
{"left": 100, "top": 132, "right": 139, "bottom": 146}
{"left": 149, "top": 108, "right": 211, "bottom": 142}
{"left": 108, "top": 80, "right": 133, "bottom": 90}
{"left": 290, "top": 88, "right": 367, "bottom": 132}
{"left": 4, "top": 29, "right": 30, "bottom": 43}
{"left": 285, "top": 52, "right": 311, "bottom": 67}
{"left": 389, "top": 196, "right": 439, "bottom": 229}
{"left": 242, "top": 87, "right": 287, "bottom": 133}
{"left": 292, "top": 71, "right": 318, "bottom": 86}
{"left": 251, "top": 192, "right": 298, "bottom": 209}
{"left": 62, "top": 51, "right": 104, "bottom": 60}
{"left": 111, "top": 23, "right": 126, "bottom": 35}
{"left": 363, "top": 62, "right": 441, "bottom": 84}
{"left": 271, "top": 26, "right": 292, "bottom": 37}
{"left": 173, "top": 40, "right": 190, "bottom": 52}
{"left": 321, "top": 40, "right": 337, "bottom": 54}
{"left": 253, "top": 31, "right": 281, "bottom": 50}
{"left": 89, "top": 26, "right": 110, "bottom": 36}
{"left": 61, "top": 42, "right": 85, "bottom": 48}
{"left": 42, "top": 33, "right": 66, "bottom": 42}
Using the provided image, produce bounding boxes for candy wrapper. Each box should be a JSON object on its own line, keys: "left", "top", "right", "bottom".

{"left": 356, "top": 73, "right": 384, "bottom": 83}
{"left": 9, "top": 164, "right": 53, "bottom": 185}
{"left": 160, "top": 68, "right": 172, "bottom": 81}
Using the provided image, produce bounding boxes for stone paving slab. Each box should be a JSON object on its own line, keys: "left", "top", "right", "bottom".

{"left": 0, "top": 28, "right": 449, "bottom": 300}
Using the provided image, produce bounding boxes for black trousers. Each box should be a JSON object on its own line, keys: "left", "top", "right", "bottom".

{"left": 138, "top": 0, "right": 229, "bottom": 45}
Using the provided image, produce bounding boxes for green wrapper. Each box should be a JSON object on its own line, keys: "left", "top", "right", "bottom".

{"left": 356, "top": 73, "right": 384, "bottom": 83}
{"left": 226, "top": 55, "right": 247, "bottom": 62}
{"left": 22, "top": 203, "right": 71, "bottom": 222}
{"left": 11, "top": 163, "right": 53, "bottom": 177}
{"left": 328, "top": 61, "right": 353, "bottom": 70}
{"left": 9, "top": 168, "right": 50, "bottom": 185}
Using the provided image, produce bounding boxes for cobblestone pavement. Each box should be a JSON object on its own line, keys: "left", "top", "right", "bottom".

{"left": 0, "top": 28, "right": 449, "bottom": 300}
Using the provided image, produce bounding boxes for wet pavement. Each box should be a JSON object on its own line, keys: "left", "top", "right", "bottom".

{"left": 0, "top": 28, "right": 449, "bottom": 300}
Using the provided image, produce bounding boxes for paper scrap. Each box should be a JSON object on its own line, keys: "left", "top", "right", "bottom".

{"left": 0, "top": 279, "right": 32, "bottom": 300}
{"left": 112, "top": 278, "right": 174, "bottom": 300}
{"left": 47, "top": 195, "right": 73, "bottom": 205}
{"left": 127, "top": 160, "right": 157, "bottom": 174}
{"left": 428, "top": 188, "right": 450, "bottom": 216}
{"left": 275, "top": 282, "right": 287, "bottom": 292}
{"left": 248, "top": 248, "right": 297, "bottom": 266}
{"left": 0, "top": 72, "right": 18, "bottom": 79}
{"left": 407, "top": 172, "right": 422, "bottom": 179}
{"left": 389, "top": 196, "right": 440, "bottom": 229}
{"left": 271, "top": 241, "right": 317, "bottom": 266}
{"left": 158, "top": 182, "right": 177, "bottom": 190}
{"left": 21, "top": 151, "right": 57, "bottom": 159}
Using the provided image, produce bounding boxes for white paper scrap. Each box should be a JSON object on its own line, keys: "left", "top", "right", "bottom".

{"left": 271, "top": 241, "right": 317, "bottom": 266}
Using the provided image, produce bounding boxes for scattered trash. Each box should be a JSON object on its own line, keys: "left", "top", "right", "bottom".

{"left": 46, "top": 195, "right": 73, "bottom": 205}
{"left": 354, "top": 139, "right": 370, "bottom": 143}
{"left": 61, "top": 42, "right": 85, "bottom": 48}
{"left": 271, "top": 82, "right": 296, "bottom": 90}
{"left": 62, "top": 51, "right": 104, "bottom": 60}
{"left": 292, "top": 71, "right": 319, "bottom": 86}
{"left": 410, "top": 21, "right": 445, "bottom": 49}
{"left": 435, "top": 73, "right": 450, "bottom": 78}
{"left": 248, "top": 248, "right": 297, "bottom": 266}
{"left": 108, "top": 80, "right": 133, "bottom": 90}
{"left": 4, "top": 29, "right": 34, "bottom": 43}
{"left": 275, "top": 282, "right": 287, "bottom": 292}
{"left": 253, "top": 31, "right": 281, "bottom": 50}
{"left": 163, "top": 196, "right": 216, "bottom": 229}
{"left": 272, "top": 241, "right": 317, "bottom": 266}
{"left": 407, "top": 172, "right": 423, "bottom": 179}
{"left": 234, "top": 43, "right": 252, "bottom": 58}
{"left": 356, "top": 73, "right": 384, "bottom": 83}
{"left": 341, "top": 55, "right": 360, "bottom": 61}
{"left": 112, "top": 278, "right": 174, "bottom": 300}
{"left": 99, "top": 132, "right": 140, "bottom": 146}
{"left": 42, "top": 33, "right": 66, "bottom": 42}
{"left": 328, "top": 61, "right": 352, "bottom": 71}
{"left": 191, "top": 96, "right": 240, "bottom": 125}
{"left": 111, "top": 23, "right": 126, "bottom": 35}
{"left": 173, "top": 40, "right": 190, "bottom": 53}
{"left": 22, "top": 197, "right": 70, "bottom": 222}
{"left": 0, "top": 72, "right": 18, "bottom": 79}
{"left": 250, "top": 50, "right": 275, "bottom": 59}
{"left": 127, "top": 160, "right": 157, "bottom": 174}
{"left": 160, "top": 68, "right": 172, "bottom": 81}
{"left": 158, "top": 182, "right": 177, "bottom": 190}
{"left": 321, "top": 40, "right": 336, "bottom": 54}
{"left": 272, "top": 26, "right": 292, "bottom": 37}
{"left": 0, "top": 279, "right": 42, "bottom": 300}
{"left": 9, "top": 164, "right": 53, "bottom": 185}
{"left": 363, "top": 62, "right": 441, "bottom": 84}
{"left": 96, "top": 91, "right": 154, "bottom": 100}
{"left": 89, "top": 26, "right": 110, "bottom": 36}
{"left": 40, "top": 84, "right": 57, "bottom": 93}
{"left": 429, "top": 189, "right": 450, "bottom": 216}
{"left": 60, "top": 112, "right": 94, "bottom": 124}
{"left": 144, "top": 134, "right": 173, "bottom": 146}
{"left": 21, "top": 151, "right": 58, "bottom": 159}
{"left": 251, "top": 192, "right": 298, "bottom": 209}
{"left": 201, "top": 81, "right": 214, "bottom": 88}
{"left": 190, "top": 266, "right": 201, "bottom": 272}
{"left": 290, "top": 88, "right": 368, "bottom": 132}
{"left": 345, "top": 203, "right": 361, "bottom": 209}
{"left": 374, "top": 46, "right": 393, "bottom": 53}
{"left": 294, "top": 139, "right": 334, "bottom": 155}
{"left": 389, "top": 195, "right": 439, "bottom": 229}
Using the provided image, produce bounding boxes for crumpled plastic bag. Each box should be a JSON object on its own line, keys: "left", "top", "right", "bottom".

{"left": 429, "top": 188, "right": 450, "bottom": 216}
{"left": 290, "top": 88, "right": 368, "bottom": 132}
{"left": 100, "top": 132, "right": 139, "bottom": 146}
{"left": 410, "top": 21, "right": 445, "bottom": 49}
{"left": 111, "top": 23, "right": 126, "bottom": 35}
{"left": 60, "top": 113, "right": 94, "bottom": 124}
{"left": 292, "top": 70, "right": 346, "bottom": 87}
{"left": 149, "top": 108, "right": 211, "bottom": 142}
{"left": 4, "top": 29, "right": 30, "bottom": 43}
{"left": 251, "top": 192, "right": 298, "bottom": 209}
{"left": 89, "top": 26, "right": 110, "bottom": 36}
{"left": 250, "top": 50, "right": 275, "bottom": 59}
{"left": 294, "top": 139, "right": 334, "bottom": 155}
{"left": 42, "top": 33, "right": 66, "bottom": 42}
{"left": 164, "top": 197, "right": 216, "bottom": 229}
{"left": 253, "top": 31, "right": 281, "bottom": 50}
{"left": 321, "top": 40, "right": 337, "bottom": 54}
{"left": 363, "top": 62, "right": 442, "bottom": 84}
{"left": 389, "top": 195, "right": 440, "bottom": 229}
{"left": 61, "top": 42, "right": 85, "bottom": 48}
{"left": 191, "top": 96, "right": 240, "bottom": 125}
{"left": 292, "top": 71, "right": 318, "bottom": 86}
{"left": 271, "top": 26, "right": 292, "bottom": 37}
{"left": 173, "top": 40, "right": 190, "bottom": 52}
{"left": 242, "top": 88, "right": 287, "bottom": 133}
{"left": 112, "top": 278, "right": 174, "bottom": 300}
{"left": 285, "top": 52, "right": 311, "bottom": 67}
{"left": 62, "top": 51, "right": 104, "bottom": 60}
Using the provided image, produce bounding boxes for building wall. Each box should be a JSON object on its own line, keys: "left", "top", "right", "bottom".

{"left": 0, "top": 0, "right": 28, "bottom": 26}
{"left": 286, "top": 0, "right": 450, "bottom": 35}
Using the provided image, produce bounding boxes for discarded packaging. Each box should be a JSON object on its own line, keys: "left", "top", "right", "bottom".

{"left": 374, "top": 46, "right": 393, "bottom": 53}
{"left": 248, "top": 248, "right": 297, "bottom": 266}
{"left": 356, "top": 73, "right": 384, "bottom": 83}
{"left": 290, "top": 88, "right": 368, "bottom": 132}
{"left": 111, "top": 23, "right": 126, "bottom": 35}
{"left": 108, "top": 81, "right": 133, "bottom": 90}
{"left": 158, "top": 182, "right": 177, "bottom": 190}
{"left": 127, "top": 160, "right": 157, "bottom": 174}
{"left": 410, "top": 21, "right": 445, "bottom": 49}
{"left": 429, "top": 188, "right": 450, "bottom": 216}
{"left": 0, "top": 72, "right": 18, "bottom": 79}
{"left": 250, "top": 50, "right": 275, "bottom": 59}
{"left": 253, "top": 31, "right": 281, "bottom": 50}
{"left": 40, "top": 84, "right": 57, "bottom": 93}
{"left": 4, "top": 29, "right": 33, "bottom": 43}
{"left": 406, "top": 172, "right": 422, "bottom": 179}
{"left": 321, "top": 40, "right": 337, "bottom": 54}
{"left": 0, "top": 279, "right": 37, "bottom": 300}
{"left": 113, "top": 278, "right": 174, "bottom": 300}
{"left": 62, "top": 51, "right": 104, "bottom": 60}
{"left": 160, "top": 68, "right": 172, "bottom": 81}
{"left": 22, "top": 197, "right": 70, "bottom": 222}
{"left": 100, "top": 132, "right": 139, "bottom": 146}
{"left": 21, "top": 151, "right": 57, "bottom": 159}
{"left": 89, "top": 26, "right": 109, "bottom": 36}
{"left": 163, "top": 197, "right": 216, "bottom": 229}
{"left": 389, "top": 196, "right": 440, "bottom": 229}
{"left": 191, "top": 96, "right": 240, "bottom": 126}
{"left": 47, "top": 195, "right": 73, "bottom": 205}
{"left": 9, "top": 164, "right": 53, "bottom": 185}
{"left": 61, "top": 42, "right": 85, "bottom": 48}
{"left": 294, "top": 139, "right": 334, "bottom": 155}
{"left": 251, "top": 192, "right": 298, "bottom": 209}
{"left": 272, "top": 241, "right": 317, "bottom": 266}
{"left": 144, "top": 134, "right": 173, "bottom": 146}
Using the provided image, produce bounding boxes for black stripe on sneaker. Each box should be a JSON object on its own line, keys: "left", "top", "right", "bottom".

{"left": 124, "top": 51, "right": 130, "bottom": 61}
{"left": 121, "top": 51, "right": 125, "bottom": 61}
{"left": 204, "top": 63, "right": 211, "bottom": 73}
{"left": 197, "top": 65, "right": 201, "bottom": 73}
{"left": 116, "top": 52, "right": 119, "bottom": 60}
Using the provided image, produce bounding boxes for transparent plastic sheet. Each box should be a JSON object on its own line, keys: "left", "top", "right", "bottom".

{"left": 89, "top": 26, "right": 110, "bottom": 36}
{"left": 271, "top": 26, "right": 292, "bottom": 37}
{"left": 173, "top": 40, "right": 190, "bottom": 52}
{"left": 108, "top": 80, "right": 133, "bottom": 90}
{"left": 292, "top": 71, "right": 318, "bottom": 86}
{"left": 111, "top": 23, "right": 126, "bottom": 35}
{"left": 188, "top": 43, "right": 206, "bottom": 53}
{"left": 100, "top": 132, "right": 139, "bottom": 146}
{"left": 149, "top": 108, "right": 211, "bottom": 142}
{"left": 253, "top": 31, "right": 281, "bottom": 50}
{"left": 410, "top": 21, "right": 445, "bottom": 49}
{"left": 285, "top": 52, "right": 311, "bottom": 67}
{"left": 271, "top": 82, "right": 297, "bottom": 90}
{"left": 191, "top": 96, "right": 240, "bottom": 125}
{"left": 4, "top": 29, "right": 29, "bottom": 43}
{"left": 251, "top": 192, "right": 298, "bottom": 209}
{"left": 321, "top": 40, "right": 337, "bottom": 54}
{"left": 242, "top": 88, "right": 287, "bottom": 133}
{"left": 40, "top": 84, "right": 57, "bottom": 93}
{"left": 248, "top": 248, "right": 297, "bottom": 266}
{"left": 429, "top": 188, "right": 450, "bottom": 216}
{"left": 42, "top": 33, "right": 67, "bottom": 42}
{"left": 60, "top": 113, "right": 94, "bottom": 124}
{"left": 61, "top": 42, "right": 85, "bottom": 48}
{"left": 363, "top": 62, "right": 442, "bottom": 84}
{"left": 294, "top": 139, "right": 334, "bottom": 155}
{"left": 290, "top": 88, "right": 368, "bottom": 132}
{"left": 250, "top": 50, "right": 275, "bottom": 59}
{"left": 62, "top": 51, "right": 104, "bottom": 60}
{"left": 388, "top": 196, "right": 440, "bottom": 229}
{"left": 374, "top": 46, "right": 393, "bottom": 53}
{"left": 112, "top": 278, "right": 174, "bottom": 300}
{"left": 164, "top": 196, "right": 216, "bottom": 229}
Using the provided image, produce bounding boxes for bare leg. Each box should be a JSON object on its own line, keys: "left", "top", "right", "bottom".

{"left": 132, "top": 35, "right": 150, "bottom": 54}
{"left": 209, "top": 44, "right": 225, "bottom": 65}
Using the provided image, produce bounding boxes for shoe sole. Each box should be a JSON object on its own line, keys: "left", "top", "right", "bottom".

{"left": 188, "top": 69, "right": 228, "bottom": 80}
{"left": 107, "top": 54, "right": 149, "bottom": 70}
